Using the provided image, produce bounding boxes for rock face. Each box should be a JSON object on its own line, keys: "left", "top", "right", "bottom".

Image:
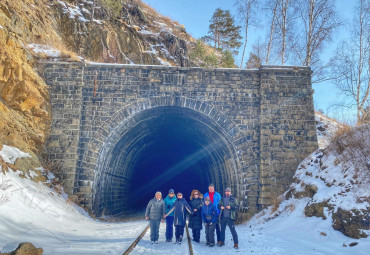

{"left": 53, "top": 0, "right": 192, "bottom": 65}
{"left": 2, "top": 242, "right": 43, "bottom": 255}
{"left": 0, "top": 1, "right": 51, "bottom": 157}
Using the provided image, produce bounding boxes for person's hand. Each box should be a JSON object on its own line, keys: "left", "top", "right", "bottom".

{"left": 204, "top": 223, "right": 207, "bottom": 226}
{"left": 221, "top": 206, "right": 225, "bottom": 210}
{"left": 193, "top": 209, "right": 197, "bottom": 212}
{"left": 209, "top": 223, "right": 213, "bottom": 225}
{"left": 145, "top": 217, "right": 149, "bottom": 220}
{"left": 226, "top": 206, "right": 231, "bottom": 209}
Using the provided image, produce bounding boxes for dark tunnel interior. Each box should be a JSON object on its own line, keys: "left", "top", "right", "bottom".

{"left": 94, "top": 106, "right": 237, "bottom": 217}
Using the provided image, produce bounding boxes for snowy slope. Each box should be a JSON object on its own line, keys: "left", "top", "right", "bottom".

{"left": 0, "top": 146, "right": 147, "bottom": 254}
{"left": 315, "top": 111, "right": 343, "bottom": 149}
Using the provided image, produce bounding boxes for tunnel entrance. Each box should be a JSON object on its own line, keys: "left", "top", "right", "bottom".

{"left": 93, "top": 106, "right": 239, "bottom": 217}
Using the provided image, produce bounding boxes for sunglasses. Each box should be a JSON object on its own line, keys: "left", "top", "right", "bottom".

{"left": 194, "top": 193, "right": 199, "bottom": 195}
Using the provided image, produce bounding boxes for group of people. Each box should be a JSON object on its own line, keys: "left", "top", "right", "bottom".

{"left": 144, "top": 183, "right": 239, "bottom": 249}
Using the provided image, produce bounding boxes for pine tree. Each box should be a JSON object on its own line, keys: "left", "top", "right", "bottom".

{"left": 202, "top": 8, "right": 242, "bottom": 55}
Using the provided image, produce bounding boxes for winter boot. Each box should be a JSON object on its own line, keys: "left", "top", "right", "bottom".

{"left": 178, "top": 236, "right": 183, "bottom": 244}
{"left": 209, "top": 243, "right": 215, "bottom": 247}
{"left": 217, "top": 242, "right": 224, "bottom": 247}
{"left": 234, "top": 243, "right": 239, "bottom": 250}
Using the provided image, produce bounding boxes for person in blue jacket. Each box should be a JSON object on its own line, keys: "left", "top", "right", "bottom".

{"left": 201, "top": 196, "right": 218, "bottom": 247}
{"left": 163, "top": 188, "right": 176, "bottom": 242}
{"left": 164, "top": 192, "right": 193, "bottom": 244}
{"left": 203, "top": 183, "right": 221, "bottom": 244}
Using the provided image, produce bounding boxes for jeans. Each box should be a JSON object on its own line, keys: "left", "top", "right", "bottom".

{"left": 165, "top": 216, "right": 174, "bottom": 240}
{"left": 149, "top": 220, "right": 161, "bottom": 242}
{"left": 205, "top": 223, "right": 216, "bottom": 244}
{"left": 175, "top": 225, "right": 185, "bottom": 240}
{"left": 215, "top": 222, "right": 221, "bottom": 242}
{"left": 220, "top": 217, "right": 238, "bottom": 244}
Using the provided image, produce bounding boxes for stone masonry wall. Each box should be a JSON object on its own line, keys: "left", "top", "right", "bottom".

{"left": 39, "top": 61, "right": 317, "bottom": 217}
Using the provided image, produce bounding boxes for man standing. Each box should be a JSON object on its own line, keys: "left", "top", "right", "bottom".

{"left": 163, "top": 188, "right": 176, "bottom": 242}
{"left": 203, "top": 183, "right": 221, "bottom": 244}
{"left": 218, "top": 187, "right": 239, "bottom": 250}
{"left": 145, "top": 191, "right": 165, "bottom": 244}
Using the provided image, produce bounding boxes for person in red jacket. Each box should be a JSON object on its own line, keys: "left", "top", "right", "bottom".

{"left": 203, "top": 183, "right": 222, "bottom": 245}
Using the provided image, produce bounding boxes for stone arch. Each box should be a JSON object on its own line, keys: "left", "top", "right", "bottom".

{"left": 78, "top": 95, "right": 246, "bottom": 216}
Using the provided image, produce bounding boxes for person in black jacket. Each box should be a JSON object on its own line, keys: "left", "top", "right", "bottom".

{"left": 188, "top": 189, "right": 204, "bottom": 243}
{"left": 164, "top": 192, "right": 193, "bottom": 244}
{"left": 145, "top": 191, "right": 165, "bottom": 244}
{"left": 218, "top": 187, "right": 239, "bottom": 250}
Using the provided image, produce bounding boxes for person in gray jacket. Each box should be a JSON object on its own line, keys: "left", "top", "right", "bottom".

{"left": 145, "top": 191, "right": 165, "bottom": 244}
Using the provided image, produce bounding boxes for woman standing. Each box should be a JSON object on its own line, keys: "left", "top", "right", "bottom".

{"left": 145, "top": 191, "right": 165, "bottom": 244}
{"left": 188, "top": 189, "right": 203, "bottom": 243}
{"left": 164, "top": 192, "right": 193, "bottom": 244}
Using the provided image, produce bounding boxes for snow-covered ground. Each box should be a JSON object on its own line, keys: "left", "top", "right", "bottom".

{"left": 1, "top": 114, "right": 369, "bottom": 254}
{"left": 315, "top": 112, "right": 343, "bottom": 149}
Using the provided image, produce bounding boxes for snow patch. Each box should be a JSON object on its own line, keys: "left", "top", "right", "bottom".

{"left": 57, "top": 0, "right": 89, "bottom": 23}
{"left": 28, "top": 43, "right": 61, "bottom": 57}
{"left": 316, "top": 112, "right": 342, "bottom": 149}
{"left": 0, "top": 145, "right": 31, "bottom": 164}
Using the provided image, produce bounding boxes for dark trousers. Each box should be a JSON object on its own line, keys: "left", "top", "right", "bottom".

{"left": 165, "top": 216, "right": 174, "bottom": 240}
{"left": 205, "top": 223, "right": 216, "bottom": 244}
{"left": 191, "top": 228, "right": 201, "bottom": 242}
{"left": 149, "top": 220, "right": 161, "bottom": 241}
{"left": 215, "top": 222, "right": 221, "bottom": 242}
{"left": 175, "top": 225, "right": 185, "bottom": 240}
{"left": 220, "top": 217, "right": 238, "bottom": 244}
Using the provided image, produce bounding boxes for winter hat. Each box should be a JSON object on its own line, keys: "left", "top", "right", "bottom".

{"left": 169, "top": 189, "right": 174, "bottom": 194}
{"left": 205, "top": 197, "right": 211, "bottom": 202}
{"left": 177, "top": 192, "right": 183, "bottom": 196}
{"left": 225, "top": 187, "right": 231, "bottom": 192}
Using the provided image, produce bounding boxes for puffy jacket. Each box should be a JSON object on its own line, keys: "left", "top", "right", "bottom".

{"left": 145, "top": 198, "right": 165, "bottom": 220}
{"left": 201, "top": 203, "right": 218, "bottom": 224}
{"left": 188, "top": 197, "right": 203, "bottom": 230}
{"left": 204, "top": 191, "right": 221, "bottom": 215}
{"left": 166, "top": 198, "right": 193, "bottom": 227}
{"left": 218, "top": 195, "right": 239, "bottom": 220}
{"left": 164, "top": 195, "right": 177, "bottom": 216}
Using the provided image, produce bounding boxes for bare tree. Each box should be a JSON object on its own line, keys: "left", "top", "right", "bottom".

{"left": 264, "top": 0, "right": 279, "bottom": 64}
{"left": 246, "top": 38, "right": 266, "bottom": 68}
{"left": 276, "top": 0, "right": 291, "bottom": 65}
{"left": 234, "top": 0, "right": 259, "bottom": 68}
{"left": 290, "top": 0, "right": 341, "bottom": 82}
{"left": 331, "top": 0, "right": 370, "bottom": 125}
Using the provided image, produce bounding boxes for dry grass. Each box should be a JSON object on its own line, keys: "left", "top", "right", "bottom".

{"left": 329, "top": 124, "right": 370, "bottom": 179}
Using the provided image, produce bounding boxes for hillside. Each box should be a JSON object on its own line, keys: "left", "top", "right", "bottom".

{"left": 0, "top": 0, "right": 218, "bottom": 170}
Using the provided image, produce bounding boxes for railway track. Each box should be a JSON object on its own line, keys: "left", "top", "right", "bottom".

{"left": 122, "top": 222, "right": 194, "bottom": 255}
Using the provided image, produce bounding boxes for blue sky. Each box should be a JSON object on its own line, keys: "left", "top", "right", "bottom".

{"left": 143, "top": 0, "right": 356, "bottom": 122}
